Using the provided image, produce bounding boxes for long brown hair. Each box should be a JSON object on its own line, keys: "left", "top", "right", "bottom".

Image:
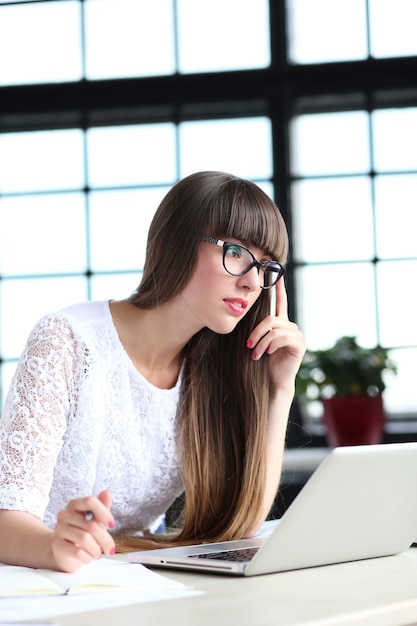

{"left": 118, "top": 171, "right": 288, "bottom": 551}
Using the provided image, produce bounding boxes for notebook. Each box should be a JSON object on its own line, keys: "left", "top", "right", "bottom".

{"left": 128, "top": 442, "right": 417, "bottom": 576}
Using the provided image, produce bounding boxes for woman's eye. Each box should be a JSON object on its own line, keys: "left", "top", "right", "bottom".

{"left": 226, "top": 245, "right": 243, "bottom": 259}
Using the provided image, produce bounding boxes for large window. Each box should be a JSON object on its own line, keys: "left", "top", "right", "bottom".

{"left": 292, "top": 106, "right": 417, "bottom": 424}
{"left": 1, "top": 0, "right": 416, "bottom": 442}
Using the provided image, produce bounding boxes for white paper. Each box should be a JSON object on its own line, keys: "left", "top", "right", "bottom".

{"left": 0, "top": 558, "right": 186, "bottom": 596}
{"left": 0, "top": 587, "right": 203, "bottom": 622}
{"left": 0, "top": 559, "right": 203, "bottom": 622}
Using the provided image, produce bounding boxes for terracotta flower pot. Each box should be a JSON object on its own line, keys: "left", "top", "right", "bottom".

{"left": 322, "top": 396, "right": 385, "bottom": 447}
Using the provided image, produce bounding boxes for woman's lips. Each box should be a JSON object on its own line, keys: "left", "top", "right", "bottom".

{"left": 223, "top": 298, "right": 248, "bottom": 315}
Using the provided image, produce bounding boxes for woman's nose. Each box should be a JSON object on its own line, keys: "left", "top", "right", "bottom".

{"left": 236, "top": 266, "right": 261, "bottom": 291}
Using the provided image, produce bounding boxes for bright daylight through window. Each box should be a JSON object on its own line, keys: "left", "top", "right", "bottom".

{"left": 0, "top": 0, "right": 416, "bottom": 440}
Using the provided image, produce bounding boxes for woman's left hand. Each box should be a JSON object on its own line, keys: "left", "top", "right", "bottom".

{"left": 246, "top": 278, "right": 306, "bottom": 393}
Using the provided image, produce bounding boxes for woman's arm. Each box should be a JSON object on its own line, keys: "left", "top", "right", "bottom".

{"left": 0, "top": 314, "right": 115, "bottom": 571}
{"left": 261, "top": 388, "right": 296, "bottom": 525}
{"left": 246, "top": 279, "right": 306, "bottom": 533}
{"left": 0, "top": 510, "right": 56, "bottom": 568}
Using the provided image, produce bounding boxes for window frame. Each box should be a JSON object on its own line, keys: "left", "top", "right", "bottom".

{"left": 1, "top": 0, "right": 416, "bottom": 445}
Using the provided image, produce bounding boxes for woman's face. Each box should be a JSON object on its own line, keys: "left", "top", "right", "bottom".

{"left": 178, "top": 237, "right": 267, "bottom": 335}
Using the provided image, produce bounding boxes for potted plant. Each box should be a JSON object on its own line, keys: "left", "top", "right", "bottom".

{"left": 296, "top": 336, "right": 397, "bottom": 447}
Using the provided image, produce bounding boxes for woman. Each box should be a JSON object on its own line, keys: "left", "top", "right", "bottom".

{"left": 0, "top": 171, "right": 305, "bottom": 572}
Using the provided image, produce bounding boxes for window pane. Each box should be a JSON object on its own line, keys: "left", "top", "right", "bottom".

{"left": 0, "top": 130, "right": 85, "bottom": 193}
{"left": 287, "top": 0, "right": 367, "bottom": 64}
{"left": 179, "top": 117, "right": 272, "bottom": 179}
{"left": 178, "top": 0, "right": 270, "bottom": 73}
{"left": 377, "top": 260, "right": 417, "bottom": 347}
{"left": 257, "top": 181, "right": 274, "bottom": 200}
{"left": 0, "top": 193, "right": 86, "bottom": 275}
{"left": 292, "top": 177, "right": 374, "bottom": 263}
{"left": 0, "top": 277, "right": 88, "bottom": 359}
{"left": 85, "top": 0, "right": 175, "bottom": 79}
{"left": 89, "top": 188, "right": 166, "bottom": 271}
{"left": 291, "top": 112, "right": 370, "bottom": 176}
{"left": 90, "top": 273, "right": 141, "bottom": 301}
{"left": 383, "top": 348, "right": 417, "bottom": 415}
{"left": 369, "top": 0, "right": 417, "bottom": 58}
{"left": 372, "top": 108, "right": 417, "bottom": 172}
{"left": 0, "top": 1, "right": 82, "bottom": 86}
{"left": 87, "top": 124, "right": 176, "bottom": 187}
{"left": 1, "top": 362, "right": 19, "bottom": 413}
{"left": 375, "top": 174, "right": 417, "bottom": 259}
{"left": 296, "top": 264, "right": 377, "bottom": 350}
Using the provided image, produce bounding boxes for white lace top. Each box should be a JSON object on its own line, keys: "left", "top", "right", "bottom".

{"left": 0, "top": 300, "right": 184, "bottom": 533}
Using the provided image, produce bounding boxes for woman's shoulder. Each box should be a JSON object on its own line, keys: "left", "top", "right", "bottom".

{"left": 58, "top": 300, "right": 111, "bottom": 324}
{"left": 27, "top": 301, "right": 112, "bottom": 347}
{"left": 36, "top": 300, "right": 111, "bottom": 331}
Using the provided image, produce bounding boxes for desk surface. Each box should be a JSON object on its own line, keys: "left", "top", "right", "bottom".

{"left": 54, "top": 548, "right": 417, "bottom": 626}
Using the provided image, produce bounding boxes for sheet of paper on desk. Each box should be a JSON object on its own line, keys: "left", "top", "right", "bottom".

{"left": 0, "top": 559, "right": 203, "bottom": 622}
{"left": 0, "top": 557, "right": 189, "bottom": 596}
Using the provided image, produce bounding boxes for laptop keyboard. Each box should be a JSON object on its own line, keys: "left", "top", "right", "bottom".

{"left": 187, "top": 547, "right": 259, "bottom": 562}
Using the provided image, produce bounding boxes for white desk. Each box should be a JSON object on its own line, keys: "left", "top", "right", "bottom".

{"left": 53, "top": 548, "right": 417, "bottom": 626}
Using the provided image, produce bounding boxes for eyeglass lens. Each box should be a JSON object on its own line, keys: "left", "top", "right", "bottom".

{"left": 223, "top": 244, "right": 282, "bottom": 288}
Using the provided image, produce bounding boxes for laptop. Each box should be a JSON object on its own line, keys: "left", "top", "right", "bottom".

{"left": 128, "top": 442, "right": 417, "bottom": 576}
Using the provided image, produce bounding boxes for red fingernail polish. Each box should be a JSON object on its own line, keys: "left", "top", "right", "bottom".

{"left": 109, "top": 547, "right": 116, "bottom": 555}
{"left": 247, "top": 339, "right": 253, "bottom": 348}
{"left": 251, "top": 351, "right": 257, "bottom": 360}
{"left": 108, "top": 520, "right": 115, "bottom": 529}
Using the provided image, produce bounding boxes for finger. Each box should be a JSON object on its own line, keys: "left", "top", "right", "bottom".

{"left": 265, "top": 326, "right": 306, "bottom": 358}
{"left": 71, "top": 495, "right": 115, "bottom": 531}
{"left": 51, "top": 537, "right": 98, "bottom": 573}
{"left": 248, "top": 318, "right": 295, "bottom": 360}
{"left": 55, "top": 509, "right": 115, "bottom": 558}
{"left": 98, "top": 489, "right": 112, "bottom": 510}
{"left": 59, "top": 526, "right": 102, "bottom": 560}
{"left": 275, "top": 276, "right": 289, "bottom": 319}
{"left": 246, "top": 315, "right": 275, "bottom": 351}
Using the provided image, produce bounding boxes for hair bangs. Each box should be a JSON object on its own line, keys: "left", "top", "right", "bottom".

{"left": 206, "top": 178, "right": 288, "bottom": 264}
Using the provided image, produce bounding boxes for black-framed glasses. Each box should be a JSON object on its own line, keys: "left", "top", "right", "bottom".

{"left": 201, "top": 235, "right": 285, "bottom": 290}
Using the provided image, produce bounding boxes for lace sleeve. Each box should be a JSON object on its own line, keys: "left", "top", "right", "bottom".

{"left": 0, "top": 313, "right": 87, "bottom": 518}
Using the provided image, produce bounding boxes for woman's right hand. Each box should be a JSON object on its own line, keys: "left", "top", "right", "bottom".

{"left": 50, "top": 489, "right": 116, "bottom": 572}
